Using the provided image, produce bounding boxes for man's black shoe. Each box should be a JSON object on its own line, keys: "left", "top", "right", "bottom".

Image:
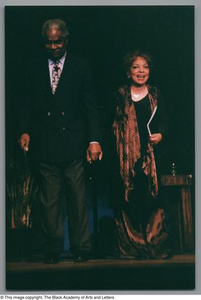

{"left": 74, "top": 255, "right": 89, "bottom": 263}
{"left": 44, "top": 256, "right": 59, "bottom": 264}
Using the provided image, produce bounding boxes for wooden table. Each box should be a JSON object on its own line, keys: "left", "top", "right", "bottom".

{"left": 161, "top": 174, "right": 194, "bottom": 253}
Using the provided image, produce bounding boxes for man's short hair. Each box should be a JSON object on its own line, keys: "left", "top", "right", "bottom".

{"left": 42, "top": 19, "right": 70, "bottom": 40}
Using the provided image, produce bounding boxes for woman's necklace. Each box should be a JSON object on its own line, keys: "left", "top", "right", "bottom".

{"left": 132, "top": 93, "right": 141, "bottom": 99}
{"left": 131, "top": 86, "right": 148, "bottom": 102}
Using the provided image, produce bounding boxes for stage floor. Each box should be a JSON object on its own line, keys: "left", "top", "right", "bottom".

{"left": 6, "top": 254, "right": 195, "bottom": 291}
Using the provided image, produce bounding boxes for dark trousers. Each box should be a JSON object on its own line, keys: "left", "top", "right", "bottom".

{"left": 36, "top": 159, "right": 91, "bottom": 257}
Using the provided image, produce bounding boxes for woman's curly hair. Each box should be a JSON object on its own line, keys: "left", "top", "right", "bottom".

{"left": 123, "top": 49, "right": 154, "bottom": 74}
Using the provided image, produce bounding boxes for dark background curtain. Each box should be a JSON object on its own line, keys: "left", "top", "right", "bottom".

{"left": 5, "top": 6, "right": 194, "bottom": 253}
{"left": 5, "top": 5, "right": 194, "bottom": 174}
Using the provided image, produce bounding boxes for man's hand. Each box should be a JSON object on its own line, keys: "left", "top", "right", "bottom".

{"left": 18, "top": 133, "right": 30, "bottom": 151}
{"left": 149, "top": 133, "right": 162, "bottom": 145}
{"left": 86, "top": 143, "right": 103, "bottom": 163}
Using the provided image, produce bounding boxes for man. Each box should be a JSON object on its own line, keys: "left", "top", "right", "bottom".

{"left": 18, "top": 19, "right": 102, "bottom": 263}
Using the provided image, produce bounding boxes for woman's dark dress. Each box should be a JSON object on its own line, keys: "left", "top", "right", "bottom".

{"left": 109, "top": 94, "right": 170, "bottom": 259}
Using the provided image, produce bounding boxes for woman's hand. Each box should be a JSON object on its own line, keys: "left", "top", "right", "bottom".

{"left": 149, "top": 133, "right": 162, "bottom": 145}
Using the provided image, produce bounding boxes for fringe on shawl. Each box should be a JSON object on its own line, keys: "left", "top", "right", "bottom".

{"left": 112, "top": 85, "right": 158, "bottom": 201}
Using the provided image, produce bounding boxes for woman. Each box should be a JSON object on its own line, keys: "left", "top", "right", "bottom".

{"left": 106, "top": 49, "right": 171, "bottom": 259}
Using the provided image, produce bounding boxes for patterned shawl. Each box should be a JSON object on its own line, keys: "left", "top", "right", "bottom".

{"left": 112, "top": 85, "right": 158, "bottom": 202}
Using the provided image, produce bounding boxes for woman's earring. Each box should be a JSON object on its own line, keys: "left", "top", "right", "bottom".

{"left": 127, "top": 74, "right": 130, "bottom": 79}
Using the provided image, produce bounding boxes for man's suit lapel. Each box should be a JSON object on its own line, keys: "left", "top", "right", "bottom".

{"left": 39, "top": 58, "right": 52, "bottom": 96}
{"left": 39, "top": 53, "right": 77, "bottom": 108}
{"left": 53, "top": 53, "right": 76, "bottom": 96}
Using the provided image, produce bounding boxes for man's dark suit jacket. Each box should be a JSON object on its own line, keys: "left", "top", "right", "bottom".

{"left": 19, "top": 53, "right": 101, "bottom": 162}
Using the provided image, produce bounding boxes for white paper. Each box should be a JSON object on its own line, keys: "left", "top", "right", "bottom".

{"left": 147, "top": 105, "right": 157, "bottom": 136}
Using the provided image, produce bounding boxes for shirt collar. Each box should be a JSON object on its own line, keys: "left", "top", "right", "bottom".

{"left": 48, "top": 51, "right": 67, "bottom": 66}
